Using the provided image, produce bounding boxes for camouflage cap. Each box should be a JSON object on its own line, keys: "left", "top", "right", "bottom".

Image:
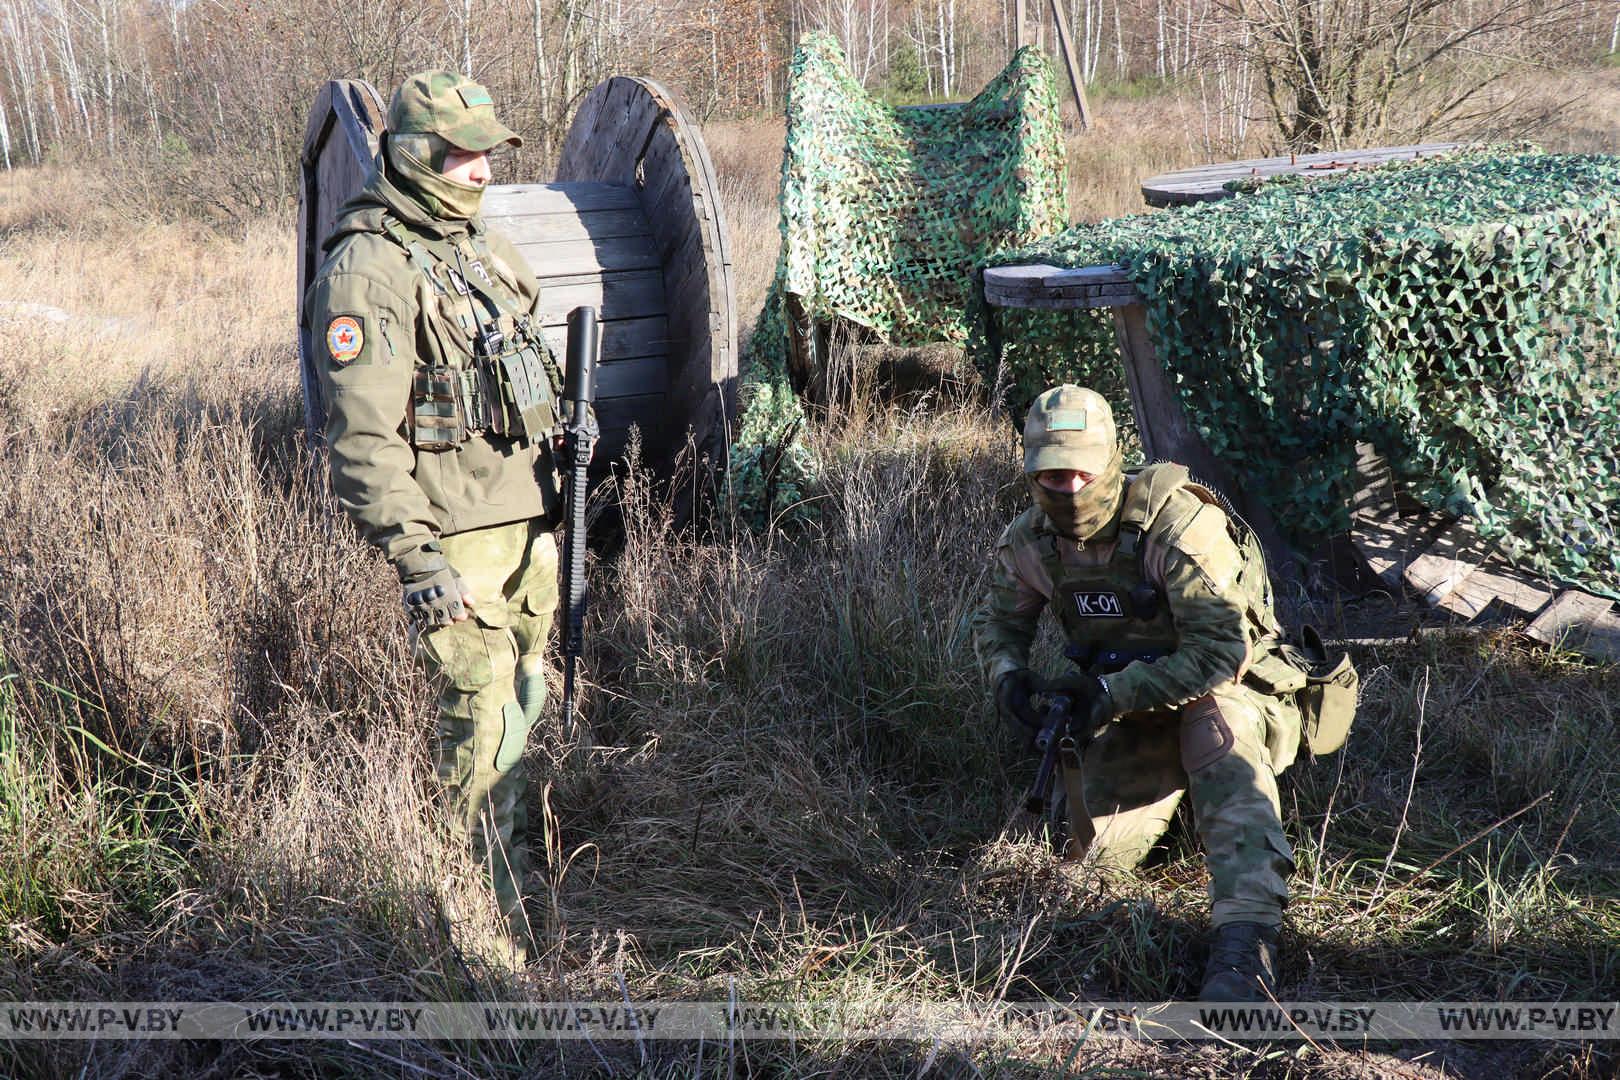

{"left": 1023, "top": 385, "right": 1117, "bottom": 474}
{"left": 388, "top": 71, "right": 522, "bottom": 153}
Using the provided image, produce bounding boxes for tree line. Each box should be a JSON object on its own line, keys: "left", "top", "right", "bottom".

{"left": 0, "top": 0, "right": 1607, "bottom": 210}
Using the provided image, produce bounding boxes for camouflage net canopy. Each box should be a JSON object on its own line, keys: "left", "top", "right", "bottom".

{"left": 990, "top": 149, "right": 1620, "bottom": 597}
{"left": 734, "top": 33, "right": 1069, "bottom": 526}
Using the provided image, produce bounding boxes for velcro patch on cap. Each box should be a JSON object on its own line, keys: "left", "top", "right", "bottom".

{"left": 326, "top": 315, "right": 365, "bottom": 365}
{"left": 1045, "top": 409, "right": 1088, "bottom": 431}
{"left": 457, "top": 86, "right": 493, "bottom": 108}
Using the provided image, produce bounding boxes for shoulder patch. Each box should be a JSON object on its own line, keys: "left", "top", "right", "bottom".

{"left": 326, "top": 315, "right": 366, "bottom": 365}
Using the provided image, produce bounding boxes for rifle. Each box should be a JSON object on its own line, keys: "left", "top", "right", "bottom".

{"left": 1023, "top": 691, "right": 1073, "bottom": 817}
{"left": 559, "top": 306, "right": 600, "bottom": 740}
{"left": 1023, "top": 687, "right": 1105, "bottom": 854}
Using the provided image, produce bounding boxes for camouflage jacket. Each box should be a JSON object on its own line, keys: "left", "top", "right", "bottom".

{"left": 971, "top": 464, "right": 1281, "bottom": 715}
{"left": 302, "top": 165, "right": 560, "bottom": 562}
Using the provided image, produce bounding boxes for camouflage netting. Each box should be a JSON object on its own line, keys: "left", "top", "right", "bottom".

{"left": 733, "top": 33, "right": 1069, "bottom": 527}
{"left": 987, "top": 149, "right": 1620, "bottom": 597}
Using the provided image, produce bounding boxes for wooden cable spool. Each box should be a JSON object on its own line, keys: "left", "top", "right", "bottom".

{"left": 296, "top": 76, "right": 737, "bottom": 482}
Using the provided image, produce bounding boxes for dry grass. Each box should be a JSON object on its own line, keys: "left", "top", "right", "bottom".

{"left": 1, "top": 70, "right": 1618, "bottom": 1080}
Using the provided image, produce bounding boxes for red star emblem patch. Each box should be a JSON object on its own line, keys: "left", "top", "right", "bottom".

{"left": 326, "top": 316, "right": 364, "bottom": 364}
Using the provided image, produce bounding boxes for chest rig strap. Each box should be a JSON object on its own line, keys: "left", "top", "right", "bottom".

{"left": 381, "top": 218, "right": 563, "bottom": 448}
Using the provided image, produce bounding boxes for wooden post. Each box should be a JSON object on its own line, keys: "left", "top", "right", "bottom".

{"left": 1015, "top": 0, "right": 1028, "bottom": 50}
{"left": 1046, "top": 0, "right": 1092, "bottom": 130}
{"left": 1109, "top": 300, "right": 1293, "bottom": 581}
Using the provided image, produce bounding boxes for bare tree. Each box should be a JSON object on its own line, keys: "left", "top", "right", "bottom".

{"left": 1219, "top": 0, "right": 1576, "bottom": 152}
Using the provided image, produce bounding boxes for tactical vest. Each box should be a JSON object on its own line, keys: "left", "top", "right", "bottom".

{"left": 382, "top": 219, "right": 563, "bottom": 451}
{"left": 1037, "top": 463, "right": 1281, "bottom": 674}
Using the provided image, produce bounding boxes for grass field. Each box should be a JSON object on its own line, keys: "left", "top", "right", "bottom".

{"left": 1, "top": 74, "right": 1618, "bottom": 1079}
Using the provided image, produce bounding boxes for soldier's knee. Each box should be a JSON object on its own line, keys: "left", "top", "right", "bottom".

{"left": 1181, "top": 690, "right": 1273, "bottom": 774}
{"left": 1181, "top": 695, "right": 1237, "bottom": 772}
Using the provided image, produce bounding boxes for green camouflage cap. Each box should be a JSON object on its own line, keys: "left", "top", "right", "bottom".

{"left": 388, "top": 71, "right": 522, "bottom": 152}
{"left": 1023, "top": 385, "right": 1117, "bottom": 474}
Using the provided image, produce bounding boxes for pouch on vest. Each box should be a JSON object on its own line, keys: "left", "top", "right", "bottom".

{"left": 1278, "top": 624, "right": 1359, "bottom": 755}
{"left": 411, "top": 368, "right": 467, "bottom": 450}
{"left": 1243, "top": 650, "right": 1307, "bottom": 696}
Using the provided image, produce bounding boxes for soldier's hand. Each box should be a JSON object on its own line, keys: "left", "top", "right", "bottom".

{"left": 995, "top": 668, "right": 1044, "bottom": 734}
{"left": 1046, "top": 672, "right": 1113, "bottom": 737}
{"left": 393, "top": 540, "right": 477, "bottom": 629}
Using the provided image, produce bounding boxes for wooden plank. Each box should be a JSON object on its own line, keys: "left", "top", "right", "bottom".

{"left": 511, "top": 234, "right": 662, "bottom": 275}
{"left": 481, "top": 182, "right": 639, "bottom": 217}
{"left": 594, "top": 392, "right": 668, "bottom": 462}
{"left": 537, "top": 315, "right": 670, "bottom": 365}
{"left": 1109, "top": 301, "right": 1297, "bottom": 583}
{"left": 1436, "top": 560, "right": 1556, "bottom": 622}
{"left": 591, "top": 354, "right": 668, "bottom": 400}
{"left": 297, "top": 80, "right": 384, "bottom": 450}
{"left": 559, "top": 78, "right": 651, "bottom": 185}
{"left": 1404, "top": 520, "right": 1495, "bottom": 607}
{"left": 643, "top": 76, "right": 733, "bottom": 268}
{"left": 636, "top": 126, "right": 700, "bottom": 241}
{"left": 1350, "top": 510, "right": 1449, "bottom": 593}
{"left": 1140, "top": 144, "right": 1460, "bottom": 207}
{"left": 1525, "top": 590, "right": 1620, "bottom": 662}
{"left": 487, "top": 208, "right": 651, "bottom": 246}
{"left": 1350, "top": 441, "right": 1397, "bottom": 522}
{"left": 533, "top": 270, "right": 665, "bottom": 324}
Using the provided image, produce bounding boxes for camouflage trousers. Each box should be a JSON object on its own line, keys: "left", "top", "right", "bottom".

{"left": 1064, "top": 681, "right": 1300, "bottom": 928}
{"left": 414, "top": 518, "right": 558, "bottom": 948}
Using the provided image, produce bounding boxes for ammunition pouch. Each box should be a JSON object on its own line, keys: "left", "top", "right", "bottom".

{"left": 487, "top": 339, "right": 559, "bottom": 442}
{"left": 1258, "top": 625, "right": 1359, "bottom": 756}
{"left": 410, "top": 337, "right": 560, "bottom": 452}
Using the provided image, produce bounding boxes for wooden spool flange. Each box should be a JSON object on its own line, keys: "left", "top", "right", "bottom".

{"left": 296, "top": 76, "right": 737, "bottom": 481}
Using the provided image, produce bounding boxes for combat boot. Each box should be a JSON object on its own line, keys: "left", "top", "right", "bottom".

{"left": 1198, "top": 922, "right": 1280, "bottom": 1001}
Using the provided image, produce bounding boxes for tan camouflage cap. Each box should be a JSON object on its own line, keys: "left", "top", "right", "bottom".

{"left": 1023, "top": 385, "right": 1118, "bottom": 474}
{"left": 388, "top": 71, "right": 522, "bottom": 152}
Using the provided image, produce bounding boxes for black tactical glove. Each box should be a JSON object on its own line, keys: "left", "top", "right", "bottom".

{"left": 1045, "top": 671, "right": 1114, "bottom": 739}
{"left": 995, "top": 668, "right": 1043, "bottom": 734}
{"left": 393, "top": 540, "right": 471, "bottom": 629}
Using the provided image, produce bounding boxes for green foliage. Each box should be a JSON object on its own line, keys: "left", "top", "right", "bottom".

{"left": 0, "top": 644, "right": 190, "bottom": 948}
{"left": 882, "top": 42, "right": 928, "bottom": 102}
{"left": 729, "top": 378, "right": 819, "bottom": 530}
{"left": 990, "top": 149, "right": 1620, "bottom": 596}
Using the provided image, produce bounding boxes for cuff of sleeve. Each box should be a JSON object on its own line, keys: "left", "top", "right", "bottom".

{"left": 1103, "top": 667, "right": 1149, "bottom": 715}
{"left": 986, "top": 656, "right": 1024, "bottom": 686}
{"left": 383, "top": 529, "right": 438, "bottom": 565}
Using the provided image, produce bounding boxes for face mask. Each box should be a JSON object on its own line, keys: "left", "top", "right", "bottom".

{"left": 1029, "top": 446, "right": 1125, "bottom": 542}
{"left": 385, "top": 134, "right": 486, "bottom": 220}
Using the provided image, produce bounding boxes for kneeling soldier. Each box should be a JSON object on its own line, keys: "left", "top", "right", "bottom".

{"left": 972, "top": 385, "right": 1301, "bottom": 1001}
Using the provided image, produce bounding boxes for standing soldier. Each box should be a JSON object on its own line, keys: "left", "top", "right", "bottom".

{"left": 972, "top": 385, "right": 1302, "bottom": 1001}
{"left": 304, "top": 71, "right": 571, "bottom": 961}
